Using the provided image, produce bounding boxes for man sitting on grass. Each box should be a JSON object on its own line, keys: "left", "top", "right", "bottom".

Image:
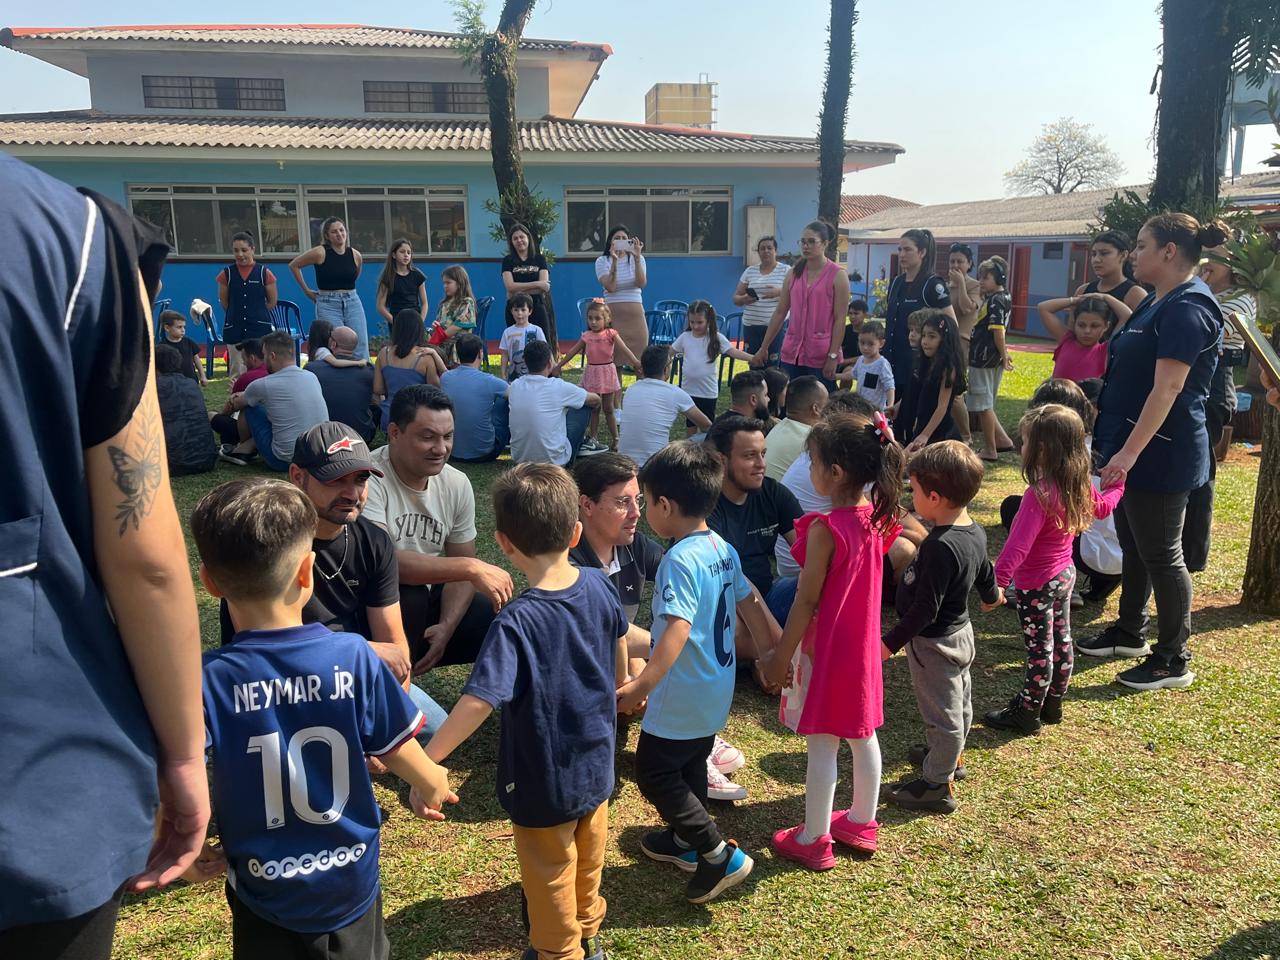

{"left": 507, "top": 340, "right": 600, "bottom": 466}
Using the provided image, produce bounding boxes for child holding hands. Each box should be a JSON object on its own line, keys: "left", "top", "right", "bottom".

{"left": 426, "top": 464, "right": 630, "bottom": 960}
{"left": 983, "top": 404, "right": 1125, "bottom": 734}
{"left": 761, "top": 410, "right": 906, "bottom": 869}
{"left": 553, "top": 299, "right": 640, "bottom": 452}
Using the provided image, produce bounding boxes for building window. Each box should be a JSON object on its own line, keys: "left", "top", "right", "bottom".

{"left": 363, "top": 81, "right": 488, "bottom": 114}
{"left": 142, "top": 76, "right": 285, "bottom": 111}
{"left": 1043, "top": 242, "right": 1064, "bottom": 260}
{"left": 564, "top": 186, "right": 732, "bottom": 255}
{"left": 127, "top": 185, "right": 300, "bottom": 256}
{"left": 302, "top": 187, "right": 468, "bottom": 255}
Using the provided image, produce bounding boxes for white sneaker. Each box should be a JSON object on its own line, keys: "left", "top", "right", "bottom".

{"left": 710, "top": 735, "right": 745, "bottom": 775}
{"left": 578, "top": 438, "right": 608, "bottom": 455}
{"left": 706, "top": 759, "right": 747, "bottom": 801}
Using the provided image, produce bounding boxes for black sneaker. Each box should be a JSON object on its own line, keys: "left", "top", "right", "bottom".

{"left": 983, "top": 697, "right": 1042, "bottom": 735}
{"left": 1116, "top": 655, "right": 1195, "bottom": 691}
{"left": 686, "top": 841, "right": 753, "bottom": 904}
{"left": 1040, "top": 693, "right": 1064, "bottom": 725}
{"left": 1082, "top": 578, "right": 1121, "bottom": 604}
{"left": 639, "top": 828, "right": 698, "bottom": 872}
{"left": 907, "top": 743, "right": 967, "bottom": 781}
{"left": 886, "top": 776, "right": 957, "bottom": 814}
{"left": 1075, "top": 623, "right": 1150, "bottom": 659}
{"left": 1069, "top": 591, "right": 1084, "bottom": 610}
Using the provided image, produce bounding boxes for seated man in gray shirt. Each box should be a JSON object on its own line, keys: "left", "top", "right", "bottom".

{"left": 228, "top": 329, "right": 329, "bottom": 470}
{"left": 308, "top": 326, "right": 377, "bottom": 443}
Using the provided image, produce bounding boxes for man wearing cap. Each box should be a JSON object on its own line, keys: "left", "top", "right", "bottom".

{"left": 364, "top": 384, "right": 514, "bottom": 676}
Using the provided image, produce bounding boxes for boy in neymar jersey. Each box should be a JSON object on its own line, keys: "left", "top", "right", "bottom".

{"left": 190, "top": 477, "right": 456, "bottom": 960}
{"left": 427, "top": 463, "right": 630, "bottom": 960}
{"left": 617, "top": 441, "right": 781, "bottom": 904}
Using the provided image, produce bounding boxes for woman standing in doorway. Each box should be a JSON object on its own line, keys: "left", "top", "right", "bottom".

{"left": 1075, "top": 230, "right": 1148, "bottom": 330}
{"left": 289, "top": 216, "right": 369, "bottom": 359}
{"left": 883, "top": 229, "right": 956, "bottom": 396}
{"left": 502, "top": 221, "right": 552, "bottom": 341}
{"left": 750, "top": 220, "right": 849, "bottom": 387}
{"left": 595, "top": 224, "right": 648, "bottom": 373}
{"left": 217, "top": 231, "right": 277, "bottom": 380}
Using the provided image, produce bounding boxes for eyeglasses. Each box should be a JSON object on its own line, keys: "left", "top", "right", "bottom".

{"left": 611, "top": 494, "right": 645, "bottom": 511}
{"left": 799, "top": 237, "right": 822, "bottom": 246}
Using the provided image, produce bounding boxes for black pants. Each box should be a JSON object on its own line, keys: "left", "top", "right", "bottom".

{"left": 635, "top": 732, "right": 720, "bottom": 855}
{"left": 399, "top": 584, "right": 496, "bottom": 666}
{"left": 1185, "top": 365, "right": 1236, "bottom": 573}
{"left": 743, "top": 324, "right": 778, "bottom": 365}
{"left": 0, "top": 893, "right": 121, "bottom": 960}
{"left": 211, "top": 411, "right": 242, "bottom": 446}
{"left": 226, "top": 885, "right": 387, "bottom": 960}
{"left": 1115, "top": 489, "right": 1193, "bottom": 664}
{"left": 687, "top": 394, "right": 718, "bottom": 428}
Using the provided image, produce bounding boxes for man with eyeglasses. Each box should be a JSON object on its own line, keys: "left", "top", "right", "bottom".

{"left": 570, "top": 453, "right": 751, "bottom": 801}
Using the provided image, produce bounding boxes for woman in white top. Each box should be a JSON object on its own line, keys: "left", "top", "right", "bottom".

{"left": 732, "top": 235, "right": 790, "bottom": 363}
{"left": 595, "top": 224, "right": 648, "bottom": 375}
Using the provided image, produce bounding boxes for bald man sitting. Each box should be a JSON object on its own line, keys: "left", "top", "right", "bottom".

{"left": 308, "top": 325, "right": 378, "bottom": 442}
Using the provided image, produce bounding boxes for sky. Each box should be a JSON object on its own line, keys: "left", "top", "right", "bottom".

{"left": 1, "top": 0, "right": 1276, "bottom": 206}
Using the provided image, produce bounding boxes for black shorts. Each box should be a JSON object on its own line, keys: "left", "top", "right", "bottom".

{"left": 687, "top": 395, "right": 718, "bottom": 428}
{"left": 226, "top": 885, "right": 388, "bottom": 960}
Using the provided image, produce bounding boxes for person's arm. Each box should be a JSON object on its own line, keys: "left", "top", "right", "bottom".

{"left": 974, "top": 556, "right": 1000, "bottom": 608}
{"left": 417, "top": 349, "right": 442, "bottom": 388}
{"left": 753, "top": 274, "right": 794, "bottom": 365}
{"left": 883, "top": 541, "right": 948, "bottom": 654}
{"left": 216, "top": 269, "right": 229, "bottom": 310}
{"left": 86, "top": 349, "right": 208, "bottom": 891}
{"left": 613, "top": 334, "right": 641, "bottom": 370}
{"left": 632, "top": 246, "right": 647, "bottom": 288}
{"left": 376, "top": 282, "right": 393, "bottom": 325}
{"left": 365, "top": 603, "right": 413, "bottom": 689}
{"left": 1124, "top": 284, "right": 1149, "bottom": 310}
{"left": 417, "top": 277, "right": 430, "bottom": 324}
{"left": 264, "top": 270, "right": 278, "bottom": 312}
{"left": 1092, "top": 478, "right": 1126, "bottom": 517}
{"left": 992, "top": 324, "right": 1013, "bottom": 371}
{"left": 732, "top": 277, "right": 755, "bottom": 307}
{"left": 352, "top": 249, "right": 363, "bottom": 276}
{"left": 1262, "top": 367, "right": 1280, "bottom": 410}
{"left": 896, "top": 507, "right": 927, "bottom": 547}
{"left": 381, "top": 737, "right": 457, "bottom": 820}
{"left": 288, "top": 247, "right": 322, "bottom": 302}
{"left": 905, "top": 376, "right": 955, "bottom": 453}
{"left": 950, "top": 274, "right": 976, "bottom": 314}
{"left": 553, "top": 338, "right": 585, "bottom": 375}
{"left": 424, "top": 694, "right": 494, "bottom": 763}
{"left": 1099, "top": 358, "right": 1191, "bottom": 488}
{"left": 583, "top": 391, "right": 601, "bottom": 409}
{"left": 993, "top": 490, "right": 1046, "bottom": 591}
{"left": 736, "top": 581, "right": 781, "bottom": 661}
{"left": 1036, "top": 297, "right": 1073, "bottom": 343}
{"left": 598, "top": 255, "right": 619, "bottom": 294}
{"left": 762, "top": 519, "right": 834, "bottom": 686}
{"left": 372, "top": 347, "right": 388, "bottom": 397}
{"left": 501, "top": 270, "right": 519, "bottom": 295}
{"left": 617, "top": 617, "right": 689, "bottom": 714}
{"left": 323, "top": 353, "right": 368, "bottom": 368}
{"left": 824, "top": 270, "right": 851, "bottom": 381}
{"left": 1094, "top": 292, "right": 1134, "bottom": 323}
{"left": 683, "top": 402, "right": 712, "bottom": 432}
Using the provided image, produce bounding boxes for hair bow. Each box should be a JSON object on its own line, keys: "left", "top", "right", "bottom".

{"left": 871, "top": 411, "right": 895, "bottom": 446}
{"left": 590, "top": 297, "right": 606, "bottom": 304}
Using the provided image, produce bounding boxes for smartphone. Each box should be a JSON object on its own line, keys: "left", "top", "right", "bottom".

{"left": 746, "top": 286, "right": 759, "bottom": 301}
{"left": 612, "top": 237, "right": 634, "bottom": 254}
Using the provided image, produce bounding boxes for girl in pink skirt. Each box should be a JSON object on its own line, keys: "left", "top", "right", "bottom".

{"left": 761, "top": 410, "right": 906, "bottom": 869}
{"left": 554, "top": 299, "right": 640, "bottom": 451}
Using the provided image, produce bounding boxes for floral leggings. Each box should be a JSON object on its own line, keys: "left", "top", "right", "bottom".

{"left": 1014, "top": 565, "right": 1076, "bottom": 710}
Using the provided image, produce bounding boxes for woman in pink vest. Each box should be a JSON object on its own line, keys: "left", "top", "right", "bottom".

{"left": 751, "top": 220, "right": 849, "bottom": 387}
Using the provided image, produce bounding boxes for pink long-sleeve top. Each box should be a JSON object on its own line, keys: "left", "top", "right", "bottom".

{"left": 996, "top": 480, "right": 1125, "bottom": 591}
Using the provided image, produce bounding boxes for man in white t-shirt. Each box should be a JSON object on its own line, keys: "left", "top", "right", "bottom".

{"left": 618, "top": 345, "right": 711, "bottom": 466}
{"left": 733, "top": 235, "right": 790, "bottom": 363}
{"left": 363, "top": 383, "right": 515, "bottom": 677}
{"left": 764, "top": 375, "right": 827, "bottom": 481}
{"left": 507, "top": 340, "right": 601, "bottom": 465}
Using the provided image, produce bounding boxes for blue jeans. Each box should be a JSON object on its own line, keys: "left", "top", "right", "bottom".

{"left": 407, "top": 683, "right": 449, "bottom": 742}
{"left": 567, "top": 404, "right": 592, "bottom": 460}
{"left": 243, "top": 406, "right": 288, "bottom": 471}
{"left": 765, "top": 576, "right": 798, "bottom": 627}
{"left": 316, "top": 290, "right": 369, "bottom": 360}
{"left": 450, "top": 397, "right": 511, "bottom": 464}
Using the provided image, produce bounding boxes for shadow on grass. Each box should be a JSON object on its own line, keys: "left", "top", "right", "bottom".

{"left": 1199, "top": 920, "right": 1280, "bottom": 959}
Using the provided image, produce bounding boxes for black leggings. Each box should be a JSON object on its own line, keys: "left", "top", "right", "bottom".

{"left": 687, "top": 395, "right": 718, "bottom": 428}
{"left": 0, "top": 892, "right": 121, "bottom": 960}
{"left": 635, "top": 732, "right": 721, "bottom": 854}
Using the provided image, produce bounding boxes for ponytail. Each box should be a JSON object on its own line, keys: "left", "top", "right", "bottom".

{"left": 868, "top": 423, "right": 906, "bottom": 536}
{"left": 806, "top": 412, "right": 905, "bottom": 536}
{"left": 1143, "top": 214, "right": 1230, "bottom": 265}
{"left": 794, "top": 220, "right": 836, "bottom": 277}
{"left": 687, "top": 300, "right": 722, "bottom": 363}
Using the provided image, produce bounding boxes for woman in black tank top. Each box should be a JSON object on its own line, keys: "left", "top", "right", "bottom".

{"left": 289, "top": 217, "right": 370, "bottom": 359}
{"left": 1075, "top": 231, "right": 1149, "bottom": 334}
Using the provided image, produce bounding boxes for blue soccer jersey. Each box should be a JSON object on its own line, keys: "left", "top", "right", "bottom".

{"left": 642, "top": 531, "right": 752, "bottom": 740}
{"left": 202, "top": 623, "right": 423, "bottom": 933}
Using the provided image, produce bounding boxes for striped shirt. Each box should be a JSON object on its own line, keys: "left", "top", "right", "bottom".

{"left": 739, "top": 263, "right": 791, "bottom": 327}
{"left": 1216, "top": 288, "right": 1255, "bottom": 350}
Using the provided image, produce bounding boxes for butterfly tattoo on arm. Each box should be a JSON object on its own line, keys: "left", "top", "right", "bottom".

{"left": 107, "top": 406, "right": 163, "bottom": 536}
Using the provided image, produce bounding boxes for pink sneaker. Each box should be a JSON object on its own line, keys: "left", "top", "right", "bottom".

{"left": 829, "top": 812, "right": 877, "bottom": 854}
{"left": 710, "top": 735, "right": 745, "bottom": 775}
{"left": 771, "top": 824, "right": 836, "bottom": 871}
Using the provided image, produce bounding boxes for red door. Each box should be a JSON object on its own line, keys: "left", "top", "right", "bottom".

{"left": 1010, "top": 245, "right": 1032, "bottom": 331}
{"left": 1069, "top": 242, "right": 1089, "bottom": 295}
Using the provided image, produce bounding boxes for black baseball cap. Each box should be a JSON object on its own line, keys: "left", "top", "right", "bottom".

{"left": 292, "top": 422, "right": 383, "bottom": 482}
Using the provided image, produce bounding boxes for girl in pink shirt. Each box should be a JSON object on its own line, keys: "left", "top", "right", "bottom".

{"left": 984, "top": 404, "right": 1124, "bottom": 734}
{"left": 761, "top": 410, "right": 904, "bottom": 870}
{"left": 1036, "top": 293, "right": 1132, "bottom": 382}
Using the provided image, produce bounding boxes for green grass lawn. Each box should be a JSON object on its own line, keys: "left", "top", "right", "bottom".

{"left": 116, "top": 352, "right": 1280, "bottom": 960}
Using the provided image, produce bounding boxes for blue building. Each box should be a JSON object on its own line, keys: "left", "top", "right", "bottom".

{"left": 0, "top": 23, "right": 903, "bottom": 342}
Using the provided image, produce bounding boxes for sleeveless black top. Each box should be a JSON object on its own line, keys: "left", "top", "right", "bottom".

{"left": 314, "top": 246, "right": 358, "bottom": 290}
{"left": 1084, "top": 277, "right": 1139, "bottom": 302}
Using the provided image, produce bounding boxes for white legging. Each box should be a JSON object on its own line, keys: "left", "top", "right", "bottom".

{"left": 804, "top": 732, "right": 882, "bottom": 838}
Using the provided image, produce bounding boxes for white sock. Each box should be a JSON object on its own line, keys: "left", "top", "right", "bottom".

{"left": 800, "top": 734, "right": 840, "bottom": 843}
{"left": 704, "top": 841, "right": 727, "bottom": 863}
{"left": 847, "top": 732, "right": 882, "bottom": 825}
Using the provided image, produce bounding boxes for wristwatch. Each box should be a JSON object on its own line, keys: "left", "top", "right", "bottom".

{"left": 826, "top": 351, "right": 838, "bottom": 360}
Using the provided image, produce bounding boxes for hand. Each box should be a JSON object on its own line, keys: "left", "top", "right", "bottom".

{"left": 886, "top": 402, "right": 900, "bottom": 420}
{"left": 470, "top": 560, "right": 514, "bottom": 610}
{"left": 756, "top": 650, "right": 789, "bottom": 692}
{"left": 750, "top": 348, "right": 768, "bottom": 368}
{"left": 127, "top": 756, "right": 211, "bottom": 892}
{"left": 180, "top": 842, "right": 227, "bottom": 885}
{"left": 631, "top": 238, "right": 644, "bottom": 256}
{"left": 822, "top": 358, "right": 837, "bottom": 382}
{"left": 413, "top": 623, "right": 453, "bottom": 675}
{"left": 366, "top": 755, "right": 388, "bottom": 775}
{"left": 1099, "top": 449, "right": 1136, "bottom": 490}
{"left": 304, "top": 289, "right": 317, "bottom": 303}
{"left": 980, "top": 598, "right": 1003, "bottom": 613}
{"left": 1002, "top": 355, "right": 1015, "bottom": 372}
{"left": 407, "top": 767, "right": 459, "bottom": 821}
{"left": 616, "top": 678, "right": 648, "bottom": 715}
{"left": 948, "top": 268, "right": 965, "bottom": 286}
{"left": 370, "top": 640, "right": 411, "bottom": 683}
{"left": 905, "top": 435, "right": 928, "bottom": 454}
{"left": 610, "top": 248, "right": 623, "bottom": 265}
{"left": 1262, "top": 368, "right": 1280, "bottom": 411}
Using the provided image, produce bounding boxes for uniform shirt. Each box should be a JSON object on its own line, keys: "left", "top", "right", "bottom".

{"left": 499, "top": 322, "right": 547, "bottom": 379}
{"left": 364, "top": 445, "right": 477, "bottom": 557}
{"left": 617, "top": 378, "right": 696, "bottom": 467}
{"left": 739, "top": 262, "right": 791, "bottom": 327}
{"left": 463, "top": 569, "right": 628, "bottom": 827}
{"left": 885, "top": 272, "right": 950, "bottom": 390}
{"left": 507, "top": 375, "right": 588, "bottom": 466}
{"left": 569, "top": 533, "right": 664, "bottom": 622}
{"left": 707, "top": 478, "right": 804, "bottom": 592}
{"left": 672, "top": 331, "right": 732, "bottom": 399}
{"left": 642, "top": 531, "right": 752, "bottom": 740}
{"left": 203, "top": 624, "right": 423, "bottom": 933}
{"left": 441, "top": 365, "right": 509, "bottom": 460}
{"left": 969, "top": 292, "right": 1011, "bottom": 369}
{"left": 243, "top": 365, "right": 330, "bottom": 464}
{"left": 885, "top": 523, "right": 999, "bottom": 653}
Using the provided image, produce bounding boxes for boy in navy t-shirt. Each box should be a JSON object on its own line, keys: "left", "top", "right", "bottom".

{"left": 426, "top": 463, "right": 630, "bottom": 960}
{"left": 617, "top": 441, "right": 780, "bottom": 904}
{"left": 189, "top": 477, "right": 456, "bottom": 959}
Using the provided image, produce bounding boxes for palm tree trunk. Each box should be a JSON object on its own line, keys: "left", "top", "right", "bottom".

{"left": 817, "top": 0, "right": 857, "bottom": 259}
{"left": 1242, "top": 311, "right": 1280, "bottom": 611}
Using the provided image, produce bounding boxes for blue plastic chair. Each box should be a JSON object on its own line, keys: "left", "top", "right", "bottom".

{"left": 474, "top": 296, "right": 497, "bottom": 369}
{"left": 646, "top": 309, "right": 684, "bottom": 383}
{"left": 719, "top": 311, "right": 745, "bottom": 386}
{"left": 190, "top": 302, "right": 225, "bottom": 379}
{"left": 271, "top": 300, "right": 306, "bottom": 365}
{"left": 652, "top": 299, "right": 688, "bottom": 316}
{"left": 151, "top": 298, "right": 171, "bottom": 341}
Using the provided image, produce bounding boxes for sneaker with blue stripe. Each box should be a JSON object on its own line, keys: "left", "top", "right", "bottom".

{"left": 686, "top": 841, "right": 753, "bottom": 904}
{"left": 640, "top": 828, "right": 698, "bottom": 872}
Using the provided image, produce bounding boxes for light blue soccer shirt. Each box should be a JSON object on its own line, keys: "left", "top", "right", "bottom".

{"left": 642, "top": 530, "right": 752, "bottom": 740}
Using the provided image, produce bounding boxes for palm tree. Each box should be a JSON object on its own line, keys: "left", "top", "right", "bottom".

{"left": 816, "top": 0, "right": 857, "bottom": 258}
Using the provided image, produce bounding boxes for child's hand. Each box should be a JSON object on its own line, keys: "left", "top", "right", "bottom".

{"left": 408, "top": 768, "right": 459, "bottom": 822}
{"left": 1002, "top": 355, "right": 1015, "bottom": 372}
{"left": 616, "top": 678, "right": 648, "bottom": 715}
{"left": 980, "top": 597, "right": 1003, "bottom": 613}
{"left": 758, "top": 649, "right": 789, "bottom": 691}
{"left": 180, "top": 842, "right": 227, "bottom": 885}
{"left": 905, "top": 436, "right": 927, "bottom": 454}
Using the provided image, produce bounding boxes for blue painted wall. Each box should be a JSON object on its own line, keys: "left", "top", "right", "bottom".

{"left": 26, "top": 156, "right": 820, "bottom": 342}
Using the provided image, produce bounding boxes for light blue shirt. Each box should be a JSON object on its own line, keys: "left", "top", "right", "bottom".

{"left": 442, "top": 365, "right": 508, "bottom": 459}
{"left": 642, "top": 531, "right": 752, "bottom": 740}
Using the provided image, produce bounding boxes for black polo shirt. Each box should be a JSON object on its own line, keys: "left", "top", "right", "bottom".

{"left": 569, "top": 533, "right": 664, "bottom": 623}
{"left": 707, "top": 477, "right": 803, "bottom": 592}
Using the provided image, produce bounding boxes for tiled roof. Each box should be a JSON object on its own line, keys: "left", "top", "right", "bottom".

{"left": 0, "top": 110, "right": 905, "bottom": 157}
{"left": 839, "top": 193, "right": 918, "bottom": 224}
{"left": 1, "top": 24, "right": 608, "bottom": 55}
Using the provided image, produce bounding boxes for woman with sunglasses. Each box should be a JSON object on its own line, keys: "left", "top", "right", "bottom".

{"left": 750, "top": 221, "right": 849, "bottom": 387}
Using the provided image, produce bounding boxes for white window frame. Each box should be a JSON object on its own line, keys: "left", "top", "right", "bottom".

{"left": 141, "top": 75, "right": 286, "bottom": 111}
{"left": 301, "top": 185, "right": 469, "bottom": 256}
{"left": 562, "top": 185, "right": 733, "bottom": 257}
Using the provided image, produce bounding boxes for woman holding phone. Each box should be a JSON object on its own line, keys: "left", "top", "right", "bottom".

{"left": 595, "top": 223, "right": 648, "bottom": 372}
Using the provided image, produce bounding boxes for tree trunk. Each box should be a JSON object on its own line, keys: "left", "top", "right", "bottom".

{"left": 1242, "top": 309, "right": 1280, "bottom": 611}
{"left": 1149, "top": 0, "right": 1235, "bottom": 211}
{"left": 817, "top": 0, "right": 857, "bottom": 260}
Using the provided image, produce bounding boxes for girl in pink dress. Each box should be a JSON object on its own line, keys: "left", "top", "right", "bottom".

{"left": 761, "top": 410, "right": 906, "bottom": 870}
{"left": 553, "top": 299, "right": 640, "bottom": 451}
{"left": 1035, "top": 293, "right": 1132, "bottom": 382}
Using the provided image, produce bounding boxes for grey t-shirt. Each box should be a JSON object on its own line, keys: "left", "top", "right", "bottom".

{"left": 244, "top": 364, "right": 330, "bottom": 462}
